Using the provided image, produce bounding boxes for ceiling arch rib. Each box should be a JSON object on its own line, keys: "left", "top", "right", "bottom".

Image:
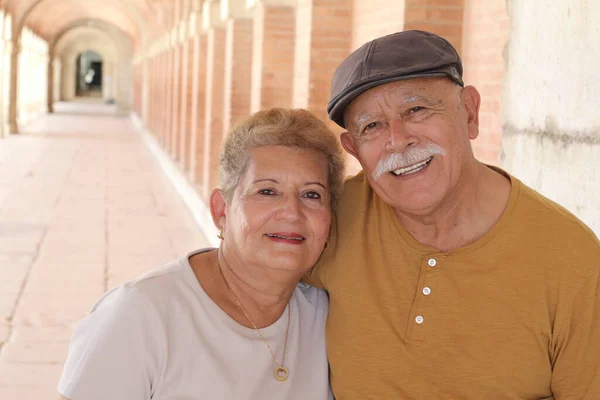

{"left": 9, "top": 0, "right": 155, "bottom": 49}
{"left": 54, "top": 26, "right": 119, "bottom": 60}
{"left": 51, "top": 20, "right": 131, "bottom": 49}
{"left": 25, "top": 0, "right": 139, "bottom": 46}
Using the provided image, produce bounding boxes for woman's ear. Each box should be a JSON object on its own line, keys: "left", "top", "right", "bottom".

{"left": 210, "top": 189, "right": 227, "bottom": 231}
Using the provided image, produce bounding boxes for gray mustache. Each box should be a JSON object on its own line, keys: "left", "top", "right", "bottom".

{"left": 372, "top": 144, "right": 445, "bottom": 180}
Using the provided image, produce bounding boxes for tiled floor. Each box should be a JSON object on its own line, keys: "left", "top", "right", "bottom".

{"left": 0, "top": 102, "right": 210, "bottom": 399}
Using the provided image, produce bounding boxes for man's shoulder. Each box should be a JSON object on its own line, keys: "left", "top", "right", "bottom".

{"left": 515, "top": 178, "right": 598, "bottom": 245}
{"left": 510, "top": 178, "right": 600, "bottom": 280}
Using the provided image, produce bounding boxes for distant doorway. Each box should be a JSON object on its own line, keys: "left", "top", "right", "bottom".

{"left": 75, "top": 50, "right": 103, "bottom": 98}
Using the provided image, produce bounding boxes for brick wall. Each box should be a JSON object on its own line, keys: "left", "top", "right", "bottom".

{"left": 404, "top": 0, "right": 464, "bottom": 53}
{"left": 223, "top": 18, "right": 253, "bottom": 136}
{"left": 462, "top": 0, "right": 509, "bottom": 164}
{"left": 140, "top": 0, "right": 509, "bottom": 196}
{"left": 251, "top": 4, "right": 295, "bottom": 112}
{"left": 189, "top": 34, "right": 207, "bottom": 185}
{"left": 352, "top": 0, "right": 405, "bottom": 50}
{"left": 180, "top": 37, "right": 195, "bottom": 171}
{"left": 203, "top": 27, "right": 226, "bottom": 200}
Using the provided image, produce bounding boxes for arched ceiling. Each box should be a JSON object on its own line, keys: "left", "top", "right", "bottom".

{"left": 3, "top": 0, "right": 204, "bottom": 51}
{"left": 27, "top": 1, "right": 139, "bottom": 41}
{"left": 5, "top": 0, "right": 168, "bottom": 49}
{"left": 54, "top": 26, "right": 119, "bottom": 59}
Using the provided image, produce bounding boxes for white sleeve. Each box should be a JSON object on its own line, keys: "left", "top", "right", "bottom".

{"left": 58, "top": 285, "right": 164, "bottom": 400}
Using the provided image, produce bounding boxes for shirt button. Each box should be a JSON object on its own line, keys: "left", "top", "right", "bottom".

{"left": 415, "top": 315, "right": 424, "bottom": 324}
{"left": 422, "top": 287, "right": 431, "bottom": 296}
{"left": 428, "top": 258, "right": 437, "bottom": 267}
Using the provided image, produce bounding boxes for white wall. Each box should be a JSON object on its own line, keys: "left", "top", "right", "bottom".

{"left": 501, "top": 0, "right": 600, "bottom": 235}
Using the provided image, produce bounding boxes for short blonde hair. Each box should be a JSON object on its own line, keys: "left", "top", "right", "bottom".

{"left": 220, "top": 108, "right": 345, "bottom": 208}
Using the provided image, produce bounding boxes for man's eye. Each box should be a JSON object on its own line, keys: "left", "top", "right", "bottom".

{"left": 303, "top": 191, "right": 321, "bottom": 200}
{"left": 258, "top": 189, "right": 275, "bottom": 196}
{"left": 362, "top": 122, "right": 377, "bottom": 133}
{"left": 409, "top": 106, "right": 426, "bottom": 113}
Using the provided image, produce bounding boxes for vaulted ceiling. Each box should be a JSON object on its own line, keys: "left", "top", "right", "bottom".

{"left": 5, "top": 0, "right": 198, "bottom": 50}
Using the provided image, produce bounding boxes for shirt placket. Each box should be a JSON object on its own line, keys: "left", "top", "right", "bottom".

{"left": 404, "top": 255, "right": 438, "bottom": 345}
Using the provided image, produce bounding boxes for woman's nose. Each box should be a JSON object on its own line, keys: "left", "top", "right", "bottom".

{"left": 276, "top": 195, "right": 302, "bottom": 221}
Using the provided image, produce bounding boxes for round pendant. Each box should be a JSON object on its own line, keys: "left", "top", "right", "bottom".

{"left": 274, "top": 366, "right": 289, "bottom": 381}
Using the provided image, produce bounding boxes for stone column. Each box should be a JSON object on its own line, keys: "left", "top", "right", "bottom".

{"left": 501, "top": 0, "right": 600, "bottom": 235}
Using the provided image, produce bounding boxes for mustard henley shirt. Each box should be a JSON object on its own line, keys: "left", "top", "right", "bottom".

{"left": 309, "top": 169, "right": 600, "bottom": 399}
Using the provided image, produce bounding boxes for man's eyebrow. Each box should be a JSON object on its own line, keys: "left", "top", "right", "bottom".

{"left": 404, "top": 95, "right": 438, "bottom": 106}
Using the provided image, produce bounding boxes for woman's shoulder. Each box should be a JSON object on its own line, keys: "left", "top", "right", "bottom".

{"left": 295, "top": 282, "right": 329, "bottom": 311}
{"left": 90, "top": 251, "right": 203, "bottom": 316}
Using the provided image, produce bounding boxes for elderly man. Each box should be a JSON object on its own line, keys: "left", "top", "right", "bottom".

{"left": 309, "top": 30, "right": 600, "bottom": 399}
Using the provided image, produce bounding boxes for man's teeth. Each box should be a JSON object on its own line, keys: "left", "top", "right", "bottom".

{"left": 266, "top": 234, "right": 304, "bottom": 241}
{"left": 391, "top": 158, "right": 432, "bottom": 176}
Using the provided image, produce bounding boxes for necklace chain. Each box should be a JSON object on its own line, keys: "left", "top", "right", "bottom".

{"left": 218, "top": 261, "right": 291, "bottom": 381}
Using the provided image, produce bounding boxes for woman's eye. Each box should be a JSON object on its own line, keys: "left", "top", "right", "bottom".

{"left": 258, "top": 189, "right": 275, "bottom": 196}
{"left": 303, "top": 191, "right": 321, "bottom": 200}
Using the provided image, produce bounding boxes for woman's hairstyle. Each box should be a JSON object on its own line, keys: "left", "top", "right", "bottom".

{"left": 220, "top": 108, "right": 345, "bottom": 208}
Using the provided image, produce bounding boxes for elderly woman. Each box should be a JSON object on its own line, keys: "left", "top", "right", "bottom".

{"left": 57, "top": 108, "right": 345, "bottom": 400}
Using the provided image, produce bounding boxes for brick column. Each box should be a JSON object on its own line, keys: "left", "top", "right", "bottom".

{"left": 293, "top": 0, "right": 352, "bottom": 124}
{"left": 404, "top": 0, "right": 465, "bottom": 53}
{"left": 189, "top": 33, "right": 208, "bottom": 185}
{"left": 179, "top": 35, "right": 194, "bottom": 171}
{"left": 223, "top": 18, "right": 253, "bottom": 137}
{"left": 164, "top": 46, "right": 174, "bottom": 147}
{"left": 462, "top": 0, "right": 508, "bottom": 164}
{"left": 250, "top": 2, "right": 296, "bottom": 112}
{"left": 170, "top": 41, "right": 182, "bottom": 157}
{"left": 202, "top": 25, "right": 227, "bottom": 200}
{"left": 148, "top": 56, "right": 154, "bottom": 132}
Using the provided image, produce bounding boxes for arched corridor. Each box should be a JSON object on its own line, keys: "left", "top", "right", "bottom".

{"left": 0, "top": 0, "right": 598, "bottom": 397}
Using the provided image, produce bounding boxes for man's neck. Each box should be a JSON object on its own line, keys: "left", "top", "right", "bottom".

{"left": 394, "top": 163, "right": 511, "bottom": 252}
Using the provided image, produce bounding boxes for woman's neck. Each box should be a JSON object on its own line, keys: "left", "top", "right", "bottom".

{"left": 190, "top": 249, "right": 298, "bottom": 328}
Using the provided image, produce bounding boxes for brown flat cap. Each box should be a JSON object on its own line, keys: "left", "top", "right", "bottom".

{"left": 328, "top": 30, "right": 464, "bottom": 128}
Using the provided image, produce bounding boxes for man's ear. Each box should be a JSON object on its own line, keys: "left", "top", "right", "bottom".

{"left": 340, "top": 132, "right": 359, "bottom": 159}
{"left": 209, "top": 189, "right": 227, "bottom": 231}
{"left": 462, "top": 85, "right": 481, "bottom": 140}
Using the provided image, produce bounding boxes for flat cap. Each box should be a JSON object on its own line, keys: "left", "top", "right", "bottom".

{"left": 328, "top": 30, "right": 464, "bottom": 128}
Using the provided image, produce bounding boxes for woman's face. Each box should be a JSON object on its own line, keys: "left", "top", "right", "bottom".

{"left": 221, "top": 145, "right": 331, "bottom": 275}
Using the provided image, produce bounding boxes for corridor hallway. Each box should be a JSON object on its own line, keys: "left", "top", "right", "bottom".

{"left": 0, "top": 102, "right": 210, "bottom": 399}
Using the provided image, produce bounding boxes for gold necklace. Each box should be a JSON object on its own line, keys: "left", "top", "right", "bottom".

{"left": 218, "top": 262, "right": 291, "bottom": 382}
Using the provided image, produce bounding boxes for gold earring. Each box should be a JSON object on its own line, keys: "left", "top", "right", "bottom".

{"left": 217, "top": 228, "right": 224, "bottom": 240}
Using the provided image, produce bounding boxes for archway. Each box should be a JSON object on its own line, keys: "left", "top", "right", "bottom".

{"left": 51, "top": 22, "right": 131, "bottom": 114}
{"left": 9, "top": 0, "right": 152, "bottom": 132}
{"left": 75, "top": 50, "right": 103, "bottom": 98}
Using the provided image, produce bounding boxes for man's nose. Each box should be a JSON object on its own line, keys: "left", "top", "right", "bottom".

{"left": 386, "top": 119, "right": 418, "bottom": 152}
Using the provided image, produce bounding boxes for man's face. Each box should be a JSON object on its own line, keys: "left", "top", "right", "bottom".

{"left": 340, "top": 77, "right": 481, "bottom": 216}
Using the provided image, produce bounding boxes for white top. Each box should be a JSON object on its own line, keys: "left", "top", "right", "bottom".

{"left": 58, "top": 249, "right": 333, "bottom": 400}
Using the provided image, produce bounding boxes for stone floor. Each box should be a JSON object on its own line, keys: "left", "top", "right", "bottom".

{"left": 0, "top": 102, "right": 210, "bottom": 399}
